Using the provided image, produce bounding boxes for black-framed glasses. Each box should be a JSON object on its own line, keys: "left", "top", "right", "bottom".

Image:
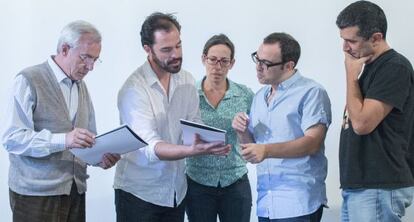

{"left": 79, "top": 54, "right": 102, "bottom": 66}
{"left": 251, "top": 52, "right": 284, "bottom": 69}
{"left": 205, "top": 56, "right": 232, "bottom": 67}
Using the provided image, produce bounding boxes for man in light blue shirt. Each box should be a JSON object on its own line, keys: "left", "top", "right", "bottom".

{"left": 232, "top": 32, "right": 331, "bottom": 222}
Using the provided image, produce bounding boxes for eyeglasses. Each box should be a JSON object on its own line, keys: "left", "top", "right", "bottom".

{"left": 251, "top": 52, "right": 284, "bottom": 70}
{"left": 79, "top": 54, "right": 102, "bottom": 65}
{"left": 205, "top": 56, "right": 232, "bottom": 67}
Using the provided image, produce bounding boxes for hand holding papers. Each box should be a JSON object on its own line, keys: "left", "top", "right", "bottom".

{"left": 70, "top": 125, "right": 147, "bottom": 165}
{"left": 180, "top": 119, "right": 226, "bottom": 146}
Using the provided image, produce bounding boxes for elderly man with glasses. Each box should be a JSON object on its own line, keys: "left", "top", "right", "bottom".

{"left": 232, "top": 32, "right": 332, "bottom": 222}
{"left": 2, "top": 20, "right": 120, "bottom": 222}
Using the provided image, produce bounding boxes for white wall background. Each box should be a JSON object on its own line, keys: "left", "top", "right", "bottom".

{"left": 1, "top": 0, "right": 413, "bottom": 221}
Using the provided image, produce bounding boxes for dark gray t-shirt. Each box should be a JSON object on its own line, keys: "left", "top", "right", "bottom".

{"left": 340, "top": 49, "right": 414, "bottom": 189}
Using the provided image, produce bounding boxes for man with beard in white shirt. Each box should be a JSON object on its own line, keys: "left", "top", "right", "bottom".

{"left": 114, "top": 12, "right": 230, "bottom": 222}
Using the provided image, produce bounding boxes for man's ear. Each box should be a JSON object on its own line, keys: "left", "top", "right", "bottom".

{"left": 284, "top": 61, "right": 296, "bottom": 71}
{"left": 143, "top": 45, "right": 151, "bottom": 54}
{"left": 371, "top": 32, "right": 384, "bottom": 45}
{"left": 61, "top": 44, "right": 71, "bottom": 56}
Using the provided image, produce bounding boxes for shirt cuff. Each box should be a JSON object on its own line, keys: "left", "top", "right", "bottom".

{"left": 50, "top": 133, "right": 66, "bottom": 153}
{"left": 301, "top": 114, "right": 330, "bottom": 132}
{"left": 145, "top": 140, "right": 163, "bottom": 162}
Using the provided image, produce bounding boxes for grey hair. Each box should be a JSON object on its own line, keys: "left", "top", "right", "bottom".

{"left": 56, "top": 20, "right": 102, "bottom": 53}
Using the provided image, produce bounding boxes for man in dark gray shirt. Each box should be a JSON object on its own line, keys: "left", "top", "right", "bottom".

{"left": 337, "top": 1, "right": 414, "bottom": 221}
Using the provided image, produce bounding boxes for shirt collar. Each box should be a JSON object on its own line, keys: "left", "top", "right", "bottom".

{"left": 47, "top": 56, "right": 78, "bottom": 85}
{"left": 142, "top": 60, "right": 180, "bottom": 87}
{"left": 142, "top": 60, "right": 159, "bottom": 86}
{"left": 279, "top": 69, "right": 301, "bottom": 90}
{"left": 197, "top": 77, "right": 242, "bottom": 99}
{"left": 264, "top": 69, "right": 302, "bottom": 98}
{"left": 225, "top": 79, "right": 242, "bottom": 98}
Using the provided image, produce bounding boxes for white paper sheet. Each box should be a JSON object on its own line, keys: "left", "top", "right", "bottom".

{"left": 70, "top": 125, "right": 147, "bottom": 165}
{"left": 180, "top": 119, "right": 226, "bottom": 145}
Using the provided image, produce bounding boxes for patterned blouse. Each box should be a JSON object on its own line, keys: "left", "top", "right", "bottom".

{"left": 186, "top": 78, "right": 254, "bottom": 187}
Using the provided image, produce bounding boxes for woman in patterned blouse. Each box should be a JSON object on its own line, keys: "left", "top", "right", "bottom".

{"left": 186, "top": 34, "right": 254, "bottom": 222}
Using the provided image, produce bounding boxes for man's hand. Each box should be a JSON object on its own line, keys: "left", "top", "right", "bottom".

{"left": 232, "top": 112, "right": 249, "bottom": 133}
{"left": 191, "top": 134, "right": 231, "bottom": 156}
{"left": 241, "top": 143, "right": 267, "bottom": 164}
{"left": 98, "top": 153, "right": 121, "bottom": 169}
{"left": 344, "top": 52, "right": 372, "bottom": 80}
{"left": 65, "top": 128, "right": 95, "bottom": 149}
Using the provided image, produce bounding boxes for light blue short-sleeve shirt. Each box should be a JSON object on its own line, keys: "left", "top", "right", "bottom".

{"left": 249, "top": 71, "right": 331, "bottom": 219}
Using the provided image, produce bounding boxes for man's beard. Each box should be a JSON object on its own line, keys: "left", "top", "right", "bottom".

{"left": 152, "top": 52, "right": 182, "bottom": 74}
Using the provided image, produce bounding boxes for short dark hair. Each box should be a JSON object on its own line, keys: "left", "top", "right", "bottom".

{"left": 336, "top": 1, "right": 387, "bottom": 40}
{"left": 263, "top": 32, "right": 301, "bottom": 68}
{"left": 140, "top": 12, "right": 181, "bottom": 47}
{"left": 202, "top": 34, "right": 235, "bottom": 60}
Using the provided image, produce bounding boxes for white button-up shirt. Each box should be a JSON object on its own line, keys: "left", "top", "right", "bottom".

{"left": 114, "top": 61, "right": 201, "bottom": 207}
{"left": 2, "top": 56, "right": 78, "bottom": 157}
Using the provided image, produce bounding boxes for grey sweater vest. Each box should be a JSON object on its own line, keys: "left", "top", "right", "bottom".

{"left": 8, "top": 61, "right": 96, "bottom": 195}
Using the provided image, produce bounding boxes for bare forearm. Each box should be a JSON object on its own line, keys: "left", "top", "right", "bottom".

{"left": 154, "top": 142, "right": 193, "bottom": 160}
{"left": 154, "top": 139, "right": 230, "bottom": 160}
{"left": 346, "top": 77, "right": 364, "bottom": 122}
{"left": 264, "top": 125, "right": 327, "bottom": 158}
{"left": 346, "top": 77, "right": 392, "bottom": 135}
{"left": 343, "top": 54, "right": 388, "bottom": 135}
{"left": 264, "top": 135, "right": 323, "bottom": 158}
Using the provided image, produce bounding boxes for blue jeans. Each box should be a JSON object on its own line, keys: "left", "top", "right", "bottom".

{"left": 186, "top": 174, "right": 252, "bottom": 222}
{"left": 114, "top": 189, "right": 185, "bottom": 222}
{"left": 258, "top": 205, "right": 323, "bottom": 222}
{"left": 341, "top": 186, "right": 414, "bottom": 222}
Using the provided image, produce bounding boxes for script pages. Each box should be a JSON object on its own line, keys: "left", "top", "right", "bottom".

{"left": 180, "top": 119, "right": 226, "bottom": 145}
{"left": 70, "top": 125, "right": 147, "bottom": 165}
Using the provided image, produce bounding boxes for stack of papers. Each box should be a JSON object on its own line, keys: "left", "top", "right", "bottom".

{"left": 180, "top": 119, "right": 226, "bottom": 145}
{"left": 70, "top": 125, "right": 147, "bottom": 165}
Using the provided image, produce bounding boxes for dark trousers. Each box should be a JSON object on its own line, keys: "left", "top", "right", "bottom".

{"left": 186, "top": 174, "right": 252, "bottom": 222}
{"left": 9, "top": 182, "right": 85, "bottom": 222}
{"left": 258, "top": 205, "right": 324, "bottom": 222}
{"left": 115, "top": 189, "right": 185, "bottom": 222}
